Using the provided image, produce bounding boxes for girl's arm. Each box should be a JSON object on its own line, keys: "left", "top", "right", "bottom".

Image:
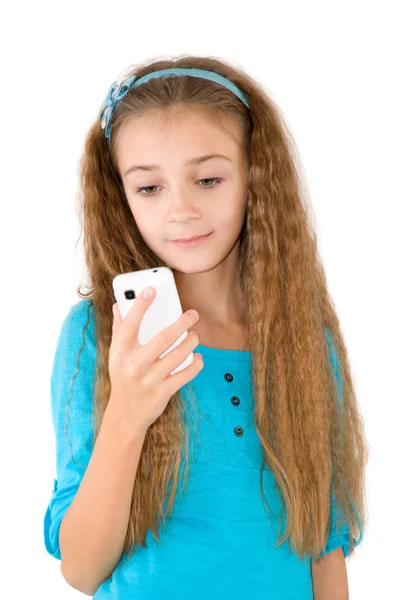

{"left": 311, "top": 547, "right": 349, "bottom": 600}
{"left": 44, "top": 301, "right": 146, "bottom": 595}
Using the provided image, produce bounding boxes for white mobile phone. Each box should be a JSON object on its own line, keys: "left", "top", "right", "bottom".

{"left": 112, "top": 266, "right": 194, "bottom": 376}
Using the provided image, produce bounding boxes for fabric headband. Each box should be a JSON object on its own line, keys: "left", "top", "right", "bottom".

{"left": 100, "top": 67, "right": 250, "bottom": 145}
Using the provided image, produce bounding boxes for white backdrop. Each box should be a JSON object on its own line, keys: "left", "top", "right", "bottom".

{"left": 2, "top": 0, "right": 395, "bottom": 598}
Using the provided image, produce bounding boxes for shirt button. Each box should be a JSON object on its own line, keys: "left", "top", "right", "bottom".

{"left": 234, "top": 426, "right": 244, "bottom": 436}
{"left": 231, "top": 396, "right": 240, "bottom": 406}
{"left": 224, "top": 373, "right": 233, "bottom": 382}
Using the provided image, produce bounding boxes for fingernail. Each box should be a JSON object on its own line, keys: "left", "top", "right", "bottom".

{"left": 142, "top": 286, "right": 154, "bottom": 299}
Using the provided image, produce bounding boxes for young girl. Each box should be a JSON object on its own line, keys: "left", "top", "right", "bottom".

{"left": 43, "top": 56, "right": 369, "bottom": 599}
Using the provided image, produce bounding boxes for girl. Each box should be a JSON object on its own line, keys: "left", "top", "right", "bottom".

{"left": 43, "top": 55, "right": 369, "bottom": 599}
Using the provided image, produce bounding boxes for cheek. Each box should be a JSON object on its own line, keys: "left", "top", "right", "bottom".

{"left": 214, "top": 201, "right": 246, "bottom": 230}
{"left": 135, "top": 218, "right": 165, "bottom": 250}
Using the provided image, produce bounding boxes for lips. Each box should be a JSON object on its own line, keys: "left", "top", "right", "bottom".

{"left": 173, "top": 233, "right": 210, "bottom": 242}
{"left": 171, "top": 232, "right": 213, "bottom": 248}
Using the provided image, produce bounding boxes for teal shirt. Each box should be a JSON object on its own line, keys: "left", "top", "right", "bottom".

{"left": 44, "top": 300, "right": 363, "bottom": 599}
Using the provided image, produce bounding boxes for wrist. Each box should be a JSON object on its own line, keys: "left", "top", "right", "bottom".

{"left": 103, "top": 401, "right": 148, "bottom": 443}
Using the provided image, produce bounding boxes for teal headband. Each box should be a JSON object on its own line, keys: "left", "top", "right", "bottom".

{"left": 100, "top": 67, "right": 250, "bottom": 145}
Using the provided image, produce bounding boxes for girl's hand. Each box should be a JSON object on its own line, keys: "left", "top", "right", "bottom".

{"left": 107, "top": 287, "right": 203, "bottom": 436}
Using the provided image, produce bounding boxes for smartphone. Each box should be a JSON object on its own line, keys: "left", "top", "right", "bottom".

{"left": 112, "top": 266, "right": 194, "bottom": 376}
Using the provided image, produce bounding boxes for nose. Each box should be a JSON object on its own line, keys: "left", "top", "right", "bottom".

{"left": 167, "top": 187, "right": 200, "bottom": 220}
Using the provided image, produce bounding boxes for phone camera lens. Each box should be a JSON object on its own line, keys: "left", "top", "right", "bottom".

{"left": 125, "top": 289, "right": 135, "bottom": 300}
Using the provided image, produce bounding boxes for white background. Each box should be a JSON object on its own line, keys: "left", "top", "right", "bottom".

{"left": 2, "top": 0, "right": 396, "bottom": 597}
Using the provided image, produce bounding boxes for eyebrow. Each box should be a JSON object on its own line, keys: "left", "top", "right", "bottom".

{"left": 124, "top": 153, "right": 232, "bottom": 177}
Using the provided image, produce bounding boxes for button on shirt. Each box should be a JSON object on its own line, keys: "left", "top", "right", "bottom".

{"left": 43, "top": 300, "right": 363, "bottom": 599}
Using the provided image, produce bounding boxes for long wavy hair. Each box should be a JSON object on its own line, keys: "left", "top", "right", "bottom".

{"left": 72, "top": 54, "right": 369, "bottom": 565}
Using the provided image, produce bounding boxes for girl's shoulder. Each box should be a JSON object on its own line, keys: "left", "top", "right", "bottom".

{"left": 55, "top": 298, "right": 96, "bottom": 353}
{"left": 67, "top": 297, "right": 94, "bottom": 323}
{"left": 68, "top": 297, "right": 94, "bottom": 319}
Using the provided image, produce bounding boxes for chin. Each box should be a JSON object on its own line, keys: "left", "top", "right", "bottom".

{"left": 171, "top": 255, "right": 222, "bottom": 274}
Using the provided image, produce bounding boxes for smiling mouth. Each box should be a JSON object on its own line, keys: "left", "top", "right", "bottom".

{"left": 172, "top": 233, "right": 211, "bottom": 242}
{"left": 171, "top": 232, "right": 213, "bottom": 247}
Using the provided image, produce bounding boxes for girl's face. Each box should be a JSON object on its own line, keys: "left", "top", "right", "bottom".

{"left": 115, "top": 109, "right": 249, "bottom": 273}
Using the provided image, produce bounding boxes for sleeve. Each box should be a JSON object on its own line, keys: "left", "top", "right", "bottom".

{"left": 315, "top": 328, "right": 364, "bottom": 559}
{"left": 43, "top": 299, "right": 96, "bottom": 560}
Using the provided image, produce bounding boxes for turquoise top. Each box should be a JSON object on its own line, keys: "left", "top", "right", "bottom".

{"left": 43, "top": 300, "right": 363, "bottom": 599}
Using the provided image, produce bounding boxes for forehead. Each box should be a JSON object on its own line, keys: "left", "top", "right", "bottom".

{"left": 115, "top": 108, "right": 244, "bottom": 174}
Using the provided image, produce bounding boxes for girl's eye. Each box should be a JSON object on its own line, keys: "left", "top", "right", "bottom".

{"left": 136, "top": 177, "right": 223, "bottom": 197}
